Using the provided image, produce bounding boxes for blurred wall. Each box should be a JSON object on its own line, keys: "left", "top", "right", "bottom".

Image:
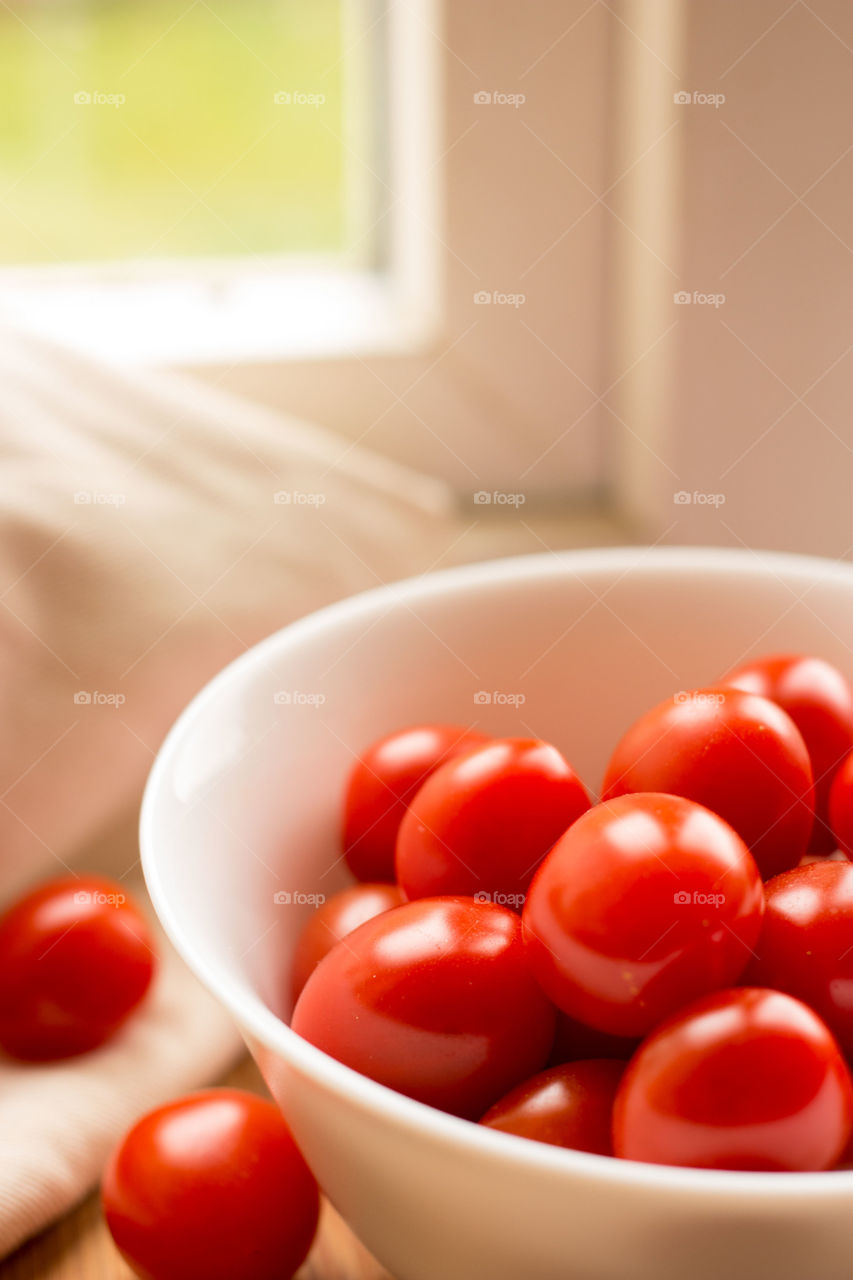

{"left": 611, "top": 0, "right": 853, "bottom": 557}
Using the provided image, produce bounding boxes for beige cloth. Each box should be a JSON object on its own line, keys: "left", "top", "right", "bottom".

{"left": 0, "top": 323, "right": 455, "bottom": 1256}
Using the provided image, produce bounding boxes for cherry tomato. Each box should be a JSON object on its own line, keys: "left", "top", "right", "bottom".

{"left": 102, "top": 1090, "right": 319, "bottom": 1280}
{"left": 289, "top": 882, "right": 404, "bottom": 1005}
{"left": 522, "top": 793, "right": 763, "bottom": 1037}
{"left": 342, "top": 723, "right": 489, "bottom": 881}
{"left": 723, "top": 653, "right": 853, "bottom": 852}
{"left": 829, "top": 749, "right": 853, "bottom": 858}
{"left": 0, "top": 876, "right": 155, "bottom": 1061}
{"left": 549, "top": 1010, "right": 639, "bottom": 1065}
{"left": 395, "top": 738, "right": 590, "bottom": 905}
{"left": 481, "top": 1059, "right": 624, "bottom": 1155}
{"left": 292, "top": 897, "right": 555, "bottom": 1119}
{"left": 746, "top": 860, "right": 853, "bottom": 1059}
{"left": 613, "top": 988, "right": 853, "bottom": 1171}
{"left": 602, "top": 687, "right": 815, "bottom": 879}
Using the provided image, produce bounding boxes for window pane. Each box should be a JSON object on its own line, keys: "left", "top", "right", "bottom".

{"left": 0, "top": 0, "right": 353, "bottom": 264}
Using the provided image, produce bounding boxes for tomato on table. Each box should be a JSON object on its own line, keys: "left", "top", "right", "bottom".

{"left": 746, "top": 860, "right": 853, "bottom": 1059}
{"left": 289, "top": 881, "right": 405, "bottom": 1005}
{"left": 292, "top": 896, "right": 555, "bottom": 1119}
{"left": 602, "top": 687, "right": 815, "bottom": 879}
{"left": 522, "top": 793, "right": 764, "bottom": 1037}
{"left": 722, "top": 653, "right": 853, "bottom": 852}
{"left": 613, "top": 988, "right": 853, "bottom": 1171}
{"left": 102, "top": 1090, "right": 319, "bottom": 1280}
{"left": 342, "top": 723, "right": 490, "bottom": 882}
{"left": 481, "top": 1059, "right": 624, "bottom": 1155}
{"left": 396, "top": 737, "right": 590, "bottom": 905}
{"left": 0, "top": 875, "right": 155, "bottom": 1061}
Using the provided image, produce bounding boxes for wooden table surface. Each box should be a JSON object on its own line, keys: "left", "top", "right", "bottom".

{"left": 0, "top": 1057, "right": 393, "bottom": 1280}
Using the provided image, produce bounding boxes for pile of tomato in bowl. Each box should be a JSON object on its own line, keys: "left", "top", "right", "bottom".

{"left": 289, "top": 652, "right": 853, "bottom": 1174}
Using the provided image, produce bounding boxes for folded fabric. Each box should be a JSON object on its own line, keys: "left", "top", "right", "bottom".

{"left": 0, "top": 322, "right": 456, "bottom": 1255}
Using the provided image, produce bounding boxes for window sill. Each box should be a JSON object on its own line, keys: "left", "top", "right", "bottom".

{"left": 0, "top": 262, "right": 438, "bottom": 367}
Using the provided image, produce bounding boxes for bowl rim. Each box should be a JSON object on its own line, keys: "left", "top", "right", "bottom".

{"left": 141, "top": 544, "right": 853, "bottom": 1199}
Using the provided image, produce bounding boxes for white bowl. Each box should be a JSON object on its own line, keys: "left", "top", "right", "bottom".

{"left": 141, "top": 547, "right": 853, "bottom": 1280}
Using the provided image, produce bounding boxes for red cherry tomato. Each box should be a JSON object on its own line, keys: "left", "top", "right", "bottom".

{"left": 613, "top": 988, "right": 853, "bottom": 1171}
{"left": 723, "top": 653, "right": 853, "bottom": 852}
{"left": 0, "top": 876, "right": 155, "bottom": 1061}
{"left": 481, "top": 1059, "right": 624, "bottom": 1155}
{"left": 292, "top": 897, "right": 555, "bottom": 1119}
{"left": 522, "top": 793, "right": 763, "bottom": 1037}
{"left": 289, "top": 882, "right": 405, "bottom": 1005}
{"left": 342, "top": 723, "right": 489, "bottom": 881}
{"left": 602, "top": 687, "right": 814, "bottom": 879}
{"left": 102, "top": 1090, "right": 319, "bottom": 1280}
{"left": 396, "top": 738, "right": 590, "bottom": 905}
{"left": 829, "top": 749, "right": 853, "bottom": 858}
{"left": 746, "top": 860, "right": 853, "bottom": 1059}
{"left": 549, "top": 1010, "right": 639, "bottom": 1065}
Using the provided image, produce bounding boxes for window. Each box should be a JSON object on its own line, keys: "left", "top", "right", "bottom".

{"left": 0, "top": 0, "right": 349, "bottom": 265}
{"left": 0, "top": 1, "right": 623, "bottom": 505}
{"left": 0, "top": 0, "right": 439, "bottom": 365}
